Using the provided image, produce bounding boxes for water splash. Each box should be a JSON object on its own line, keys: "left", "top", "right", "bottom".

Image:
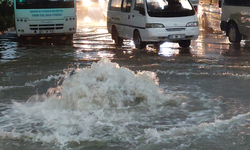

{"left": 0, "top": 58, "right": 166, "bottom": 147}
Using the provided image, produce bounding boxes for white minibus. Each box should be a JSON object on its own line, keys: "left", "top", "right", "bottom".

{"left": 107, "top": 0, "right": 199, "bottom": 49}
{"left": 221, "top": 0, "right": 250, "bottom": 43}
{"left": 14, "top": 0, "right": 76, "bottom": 41}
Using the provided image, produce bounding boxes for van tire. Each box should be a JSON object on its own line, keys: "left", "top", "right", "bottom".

{"left": 133, "top": 30, "right": 146, "bottom": 49}
{"left": 228, "top": 23, "right": 242, "bottom": 44}
{"left": 112, "top": 27, "right": 123, "bottom": 46}
{"left": 179, "top": 40, "right": 191, "bottom": 48}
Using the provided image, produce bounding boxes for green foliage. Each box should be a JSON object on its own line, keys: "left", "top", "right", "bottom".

{"left": 0, "top": 0, "right": 14, "bottom": 33}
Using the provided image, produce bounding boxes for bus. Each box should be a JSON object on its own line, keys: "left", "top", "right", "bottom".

{"left": 14, "top": 0, "right": 76, "bottom": 41}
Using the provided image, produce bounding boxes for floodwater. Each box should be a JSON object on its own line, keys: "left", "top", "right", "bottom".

{"left": 1, "top": 24, "right": 250, "bottom": 150}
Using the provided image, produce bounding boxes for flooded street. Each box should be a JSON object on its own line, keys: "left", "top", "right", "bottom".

{"left": 1, "top": 23, "right": 250, "bottom": 150}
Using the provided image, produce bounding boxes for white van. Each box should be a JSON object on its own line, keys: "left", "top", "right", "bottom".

{"left": 221, "top": 0, "right": 250, "bottom": 43}
{"left": 107, "top": 0, "right": 199, "bottom": 49}
{"left": 198, "top": 0, "right": 222, "bottom": 32}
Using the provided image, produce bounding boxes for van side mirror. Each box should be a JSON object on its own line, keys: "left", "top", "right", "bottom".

{"left": 139, "top": 7, "right": 145, "bottom": 15}
{"left": 218, "top": 0, "right": 221, "bottom": 8}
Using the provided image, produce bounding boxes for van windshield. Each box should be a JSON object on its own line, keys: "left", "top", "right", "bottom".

{"left": 146, "top": 0, "right": 195, "bottom": 17}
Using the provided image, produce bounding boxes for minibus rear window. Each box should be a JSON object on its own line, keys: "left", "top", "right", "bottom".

{"left": 146, "top": 0, "right": 195, "bottom": 17}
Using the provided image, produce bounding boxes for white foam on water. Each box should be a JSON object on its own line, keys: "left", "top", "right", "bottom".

{"left": 0, "top": 74, "right": 64, "bottom": 91}
{"left": 0, "top": 58, "right": 166, "bottom": 147}
{"left": 134, "top": 112, "right": 250, "bottom": 150}
{"left": 25, "top": 74, "right": 64, "bottom": 86}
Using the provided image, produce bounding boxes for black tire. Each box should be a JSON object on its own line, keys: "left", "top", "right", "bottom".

{"left": 112, "top": 27, "right": 123, "bottom": 46}
{"left": 133, "top": 30, "right": 146, "bottom": 49}
{"left": 179, "top": 40, "right": 191, "bottom": 48}
{"left": 228, "top": 23, "right": 242, "bottom": 44}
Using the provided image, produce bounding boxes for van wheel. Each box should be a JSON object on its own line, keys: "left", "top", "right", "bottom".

{"left": 133, "top": 30, "right": 146, "bottom": 49}
{"left": 228, "top": 23, "right": 242, "bottom": 44}
{"left": 179, "top": 40, "right": 191, "bottom": 48}
{"left": 112, "top": 27, "right": 123, "bottom": 46}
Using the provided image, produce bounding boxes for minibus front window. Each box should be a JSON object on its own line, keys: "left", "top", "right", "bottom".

{"left": 121, "top": 0, "right": 132, "bottom": 12}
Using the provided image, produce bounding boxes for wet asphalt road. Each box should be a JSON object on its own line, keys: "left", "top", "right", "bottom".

{"left": 0, "top": 25, "right": 250, "bottom": 112}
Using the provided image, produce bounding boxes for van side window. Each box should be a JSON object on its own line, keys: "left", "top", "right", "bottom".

{"left": 224, "top": 0, "right": 249, "bottom": 6}
{"left": 121, "top": 0, "right": 132, "bottom": 12}
{"left": 109, "top": 0, "right": 122, "bottom": 11}
{"left": 134, "top": 0, "right": 144, "bottom": 11}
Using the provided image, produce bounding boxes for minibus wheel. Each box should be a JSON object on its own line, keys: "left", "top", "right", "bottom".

{"left": 112, "top": 27, "right": 123, "bottom": 46}
{"left": 228, "top": 23, "right": 242, "bottom": 44}
{"left": 178, "top": 40, "right": 191, "bottom": 48}
{"left": 133, "top": 30, "right": 146, "bottom": 49}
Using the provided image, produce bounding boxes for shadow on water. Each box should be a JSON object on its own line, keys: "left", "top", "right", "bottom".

{"left": 179, "top": 48, "right": 191, "bottom": 56}
{"left": 221, "top": 44, "right": 242, "bottom": 57}
{"left": 17, "top": 35, "right": 73, "bottom": 46}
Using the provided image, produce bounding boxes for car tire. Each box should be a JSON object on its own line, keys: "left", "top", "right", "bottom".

{"left": 179, "top": 40, "right": 191, "bottom": 48}
{"left": 228, "top": 23, "right": 242, "bottom": 44}
{"left": 112, "top": 27, "right": 123, "bottom": 46}
{"left": 133, "top": 30, "right": 146, "bottom": 49}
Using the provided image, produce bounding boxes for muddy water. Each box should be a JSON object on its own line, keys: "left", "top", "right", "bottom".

{"left": 1, "top": 27, "right": 250, "bottom": 150}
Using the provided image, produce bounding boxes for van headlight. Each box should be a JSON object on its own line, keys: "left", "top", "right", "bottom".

{"left": 186, "top": 21, "right": 198, "bottom": 27}
{"left": 146, "top": 23, "right": 165, "bottom": 28}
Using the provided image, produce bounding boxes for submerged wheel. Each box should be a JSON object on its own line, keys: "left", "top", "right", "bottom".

{"left": 112, "top": 27, "right": 123, "bottom": 46}
{"left": 133, "top": 30, "right": 146, "bottom": 49}
{"left": 228, "top": 23, "right": 242, "bottom": 44}
{"left": 178, "top": 40, "right": 191, "bottom": 48}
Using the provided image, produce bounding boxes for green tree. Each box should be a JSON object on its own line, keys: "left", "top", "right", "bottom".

{"left": 0, "top": 0, "right": 14, "bottom": 33}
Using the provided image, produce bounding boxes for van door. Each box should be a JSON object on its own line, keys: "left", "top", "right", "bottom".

{"left": 128, "top": 0, "right": 146, "bottom": 40}
{"left": 119, "top": 0, "right": 133, "bottom": 39}
{"left": 239, "top": 2, "right": 250, "bottom": 37}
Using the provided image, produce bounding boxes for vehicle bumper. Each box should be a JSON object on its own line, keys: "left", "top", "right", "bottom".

{"left": 140, "top": 27, "right": 199, "bottom": 42}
